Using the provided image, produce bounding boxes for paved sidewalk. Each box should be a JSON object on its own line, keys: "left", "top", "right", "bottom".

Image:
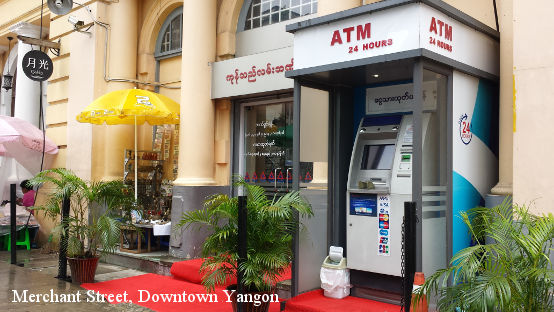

{"left": 0, "top": 250, "right": 152, "bottom": 311}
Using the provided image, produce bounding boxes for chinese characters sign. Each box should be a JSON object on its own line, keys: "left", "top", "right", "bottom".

{"left": 22, "top": 50, "right": 53, "bottom": 82}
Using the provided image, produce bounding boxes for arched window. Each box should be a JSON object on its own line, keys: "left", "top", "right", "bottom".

{"left": 243, "top": 0, "right": 318, "bottom": 31}
{"left": 155, "top": 7, "right": 183, "bottom": 59}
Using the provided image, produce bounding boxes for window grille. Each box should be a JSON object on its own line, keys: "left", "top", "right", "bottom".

{"left": 244, "top": 0, "right": 318, "bottom": 30}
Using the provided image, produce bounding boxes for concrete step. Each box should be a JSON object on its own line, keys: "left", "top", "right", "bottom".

{"left": 101, "top": 249, "right": 181, "bottom": 276}
{"left": 277, "top": 279, "right": 291, "bottom": 300}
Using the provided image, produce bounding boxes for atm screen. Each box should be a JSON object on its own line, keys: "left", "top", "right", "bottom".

{"left": 360, "top": 144, "right": 395, "bottom": 170}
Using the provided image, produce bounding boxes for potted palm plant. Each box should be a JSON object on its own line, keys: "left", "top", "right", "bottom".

{"left": 413, "top": 199, "right": 554, "bottom": 311}
{"left": 178, "top": 178, "right": 313, "bottom": 312}
{"left": 30, "top": 168, "right": 134, "bottom": 283}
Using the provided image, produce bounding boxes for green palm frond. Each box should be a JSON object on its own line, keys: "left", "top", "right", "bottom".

{"left": 178, "top": 208, "right": 214, "bottom": 229}
{"left": 179, "top": 175, "right": 313, "bottom": 292}
{"left": 97, "top": 215, "right": 121, "bottom": 254}
{"left": 415, "top": 198, "right": 554, "bottom": 311}
{"left": 30, "top": 168, "right": 134, "bottom": 258}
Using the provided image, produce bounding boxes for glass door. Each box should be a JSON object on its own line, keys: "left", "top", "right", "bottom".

{"left": 240, "top": 99, "right": 293, "bottom": 194}
{"left": 420, "top": 69, "right": 449, "bottom": 278}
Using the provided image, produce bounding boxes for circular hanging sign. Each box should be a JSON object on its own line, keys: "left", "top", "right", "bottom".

{"left": 22, "top": 50, "right": 53, "bottom": 82}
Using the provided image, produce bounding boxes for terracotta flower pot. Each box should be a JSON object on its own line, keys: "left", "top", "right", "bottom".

{"left": 227, "top": 284, "right": 273, "bottom": 312}
{"left": 67, "top": 256, "right": 99, "bottom": 284}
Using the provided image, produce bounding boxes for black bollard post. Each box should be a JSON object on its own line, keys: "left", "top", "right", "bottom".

{"left": 10, "top": 184, "right": 16, "bottom": 265}
{"left": 237, "top": 195, "right": 247, "bottom": 312}
{"left": 57, "top": 196, "right": 70, "bottom": 280}
{"left": 403, "top": 201, "right": 417, "bottom": 312}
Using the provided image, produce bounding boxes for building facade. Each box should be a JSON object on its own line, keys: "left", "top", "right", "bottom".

{"left": 1, "top": 0, "right": 550, "bottom": 298}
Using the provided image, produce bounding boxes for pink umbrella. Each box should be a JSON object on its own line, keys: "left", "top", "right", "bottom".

{"left": 0, "top": 115, "right": 58, "bottom": 174}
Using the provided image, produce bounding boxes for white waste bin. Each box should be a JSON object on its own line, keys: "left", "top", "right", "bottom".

{"left": 320, "top": 255, "right": 351, "bottom": 299}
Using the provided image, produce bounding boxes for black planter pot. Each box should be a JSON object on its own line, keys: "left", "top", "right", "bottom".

{"left": 227, "top": 284, "right": 273, "bottom": 312}
{"left": 67, "top": 256, "right": 99, "bottom": 284}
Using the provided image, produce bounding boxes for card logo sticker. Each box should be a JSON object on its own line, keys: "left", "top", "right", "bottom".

{"left": 377, "top": 195, "right": 391, "bottom": 256}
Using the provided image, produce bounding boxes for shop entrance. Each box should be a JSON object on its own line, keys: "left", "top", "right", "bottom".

{"left": 234, "top": 89, "right": 332, "bottom": 295}
{"left": 239, "top": 97, "right": 293, "bottom": 195}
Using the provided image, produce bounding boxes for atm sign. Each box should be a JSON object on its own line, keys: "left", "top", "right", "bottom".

{"left": 329, "top": 22, "right": 394, "bottom": 55}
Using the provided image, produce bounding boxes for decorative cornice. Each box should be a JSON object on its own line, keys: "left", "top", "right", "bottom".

{"left": 0, "top": 4, "right": 48, "bottom": 36}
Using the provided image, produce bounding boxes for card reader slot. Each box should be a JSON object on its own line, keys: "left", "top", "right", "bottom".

{"left": 348, "top": 188, "right": 390, "bottom": 194}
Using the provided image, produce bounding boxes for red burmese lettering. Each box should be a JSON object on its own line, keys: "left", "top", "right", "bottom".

{"left": 429, "top": 17, "right": 437, "bottom": 34}
{"left": 331, "top": 30, "right": 342, "bottom": 46}
{"left": 356, "top": 23, "right": 371, "bottom": 40}
{"left": 437, "top": 20, "right": 444, "bottom": 36}
{"left": 343, "top": 26, "right": 355, "bottom": 42}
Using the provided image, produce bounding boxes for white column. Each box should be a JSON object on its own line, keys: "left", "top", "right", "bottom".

{"left": 100, "top": 0, "right": 137, "bottom": 181}
{"left": 175, "top": 0, "right": 217, "bottom": 186}
{"left": 491, "top": 0, "right": 513, "bottom": 195}
{"left": 9, "top": 22, "right": 46, "bottom": 127}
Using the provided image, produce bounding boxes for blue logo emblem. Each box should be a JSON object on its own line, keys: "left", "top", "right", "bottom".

{"left": 380, "top": 229, "right": 389, "bottom": 236}
{"left": 459, "top": 113, "right": 472, "bottom": 145}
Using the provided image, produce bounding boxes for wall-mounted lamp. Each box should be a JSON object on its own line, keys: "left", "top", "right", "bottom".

{"left": 2, "top": 36, "right": 13, "bottom": 91}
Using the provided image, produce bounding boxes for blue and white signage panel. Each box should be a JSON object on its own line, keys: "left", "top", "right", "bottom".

{"left": 350, "top": 193, "right": 377, "bottom": 217}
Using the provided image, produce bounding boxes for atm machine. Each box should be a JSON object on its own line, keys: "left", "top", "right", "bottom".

{"left": 346, "top": 112, "right": 430, "bottom": 297}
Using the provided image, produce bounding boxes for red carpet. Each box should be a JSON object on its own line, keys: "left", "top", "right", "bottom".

{"left": 170, "top": 258, "right": 292, "bottom": 287}
{"left": 283, "top": 289, "right": 401, "bottom": 312}
{"left": 82, "top": 258, "right": 397, "bottom": 312}
{"left": 81, "top": 273, "right": 282, "bottom": 312}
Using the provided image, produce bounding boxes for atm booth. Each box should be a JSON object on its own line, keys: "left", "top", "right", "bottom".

{"left": 285, "top": 0, "right": 499, "bottom": 303}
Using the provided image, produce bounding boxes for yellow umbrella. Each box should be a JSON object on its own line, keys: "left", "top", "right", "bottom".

{"left": 77, "top": 89, "right": 180, "bottom": 200}
{"left": 76, "top": 89, "right": 180, "bottom": 125}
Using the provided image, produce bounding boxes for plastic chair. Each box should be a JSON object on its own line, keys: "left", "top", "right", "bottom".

{"left": 4, "top": 228, "right": 31, "bottom": 251}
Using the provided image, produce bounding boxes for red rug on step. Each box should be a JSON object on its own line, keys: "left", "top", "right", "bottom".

{"left": 81, "top": 273, "right": 282, "bottom": 312}
{"left": 170, "top": 258, "right": 292, "bottom": 287}
{"left": 283, "top": 289, "right": 401, "bottom": 312}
